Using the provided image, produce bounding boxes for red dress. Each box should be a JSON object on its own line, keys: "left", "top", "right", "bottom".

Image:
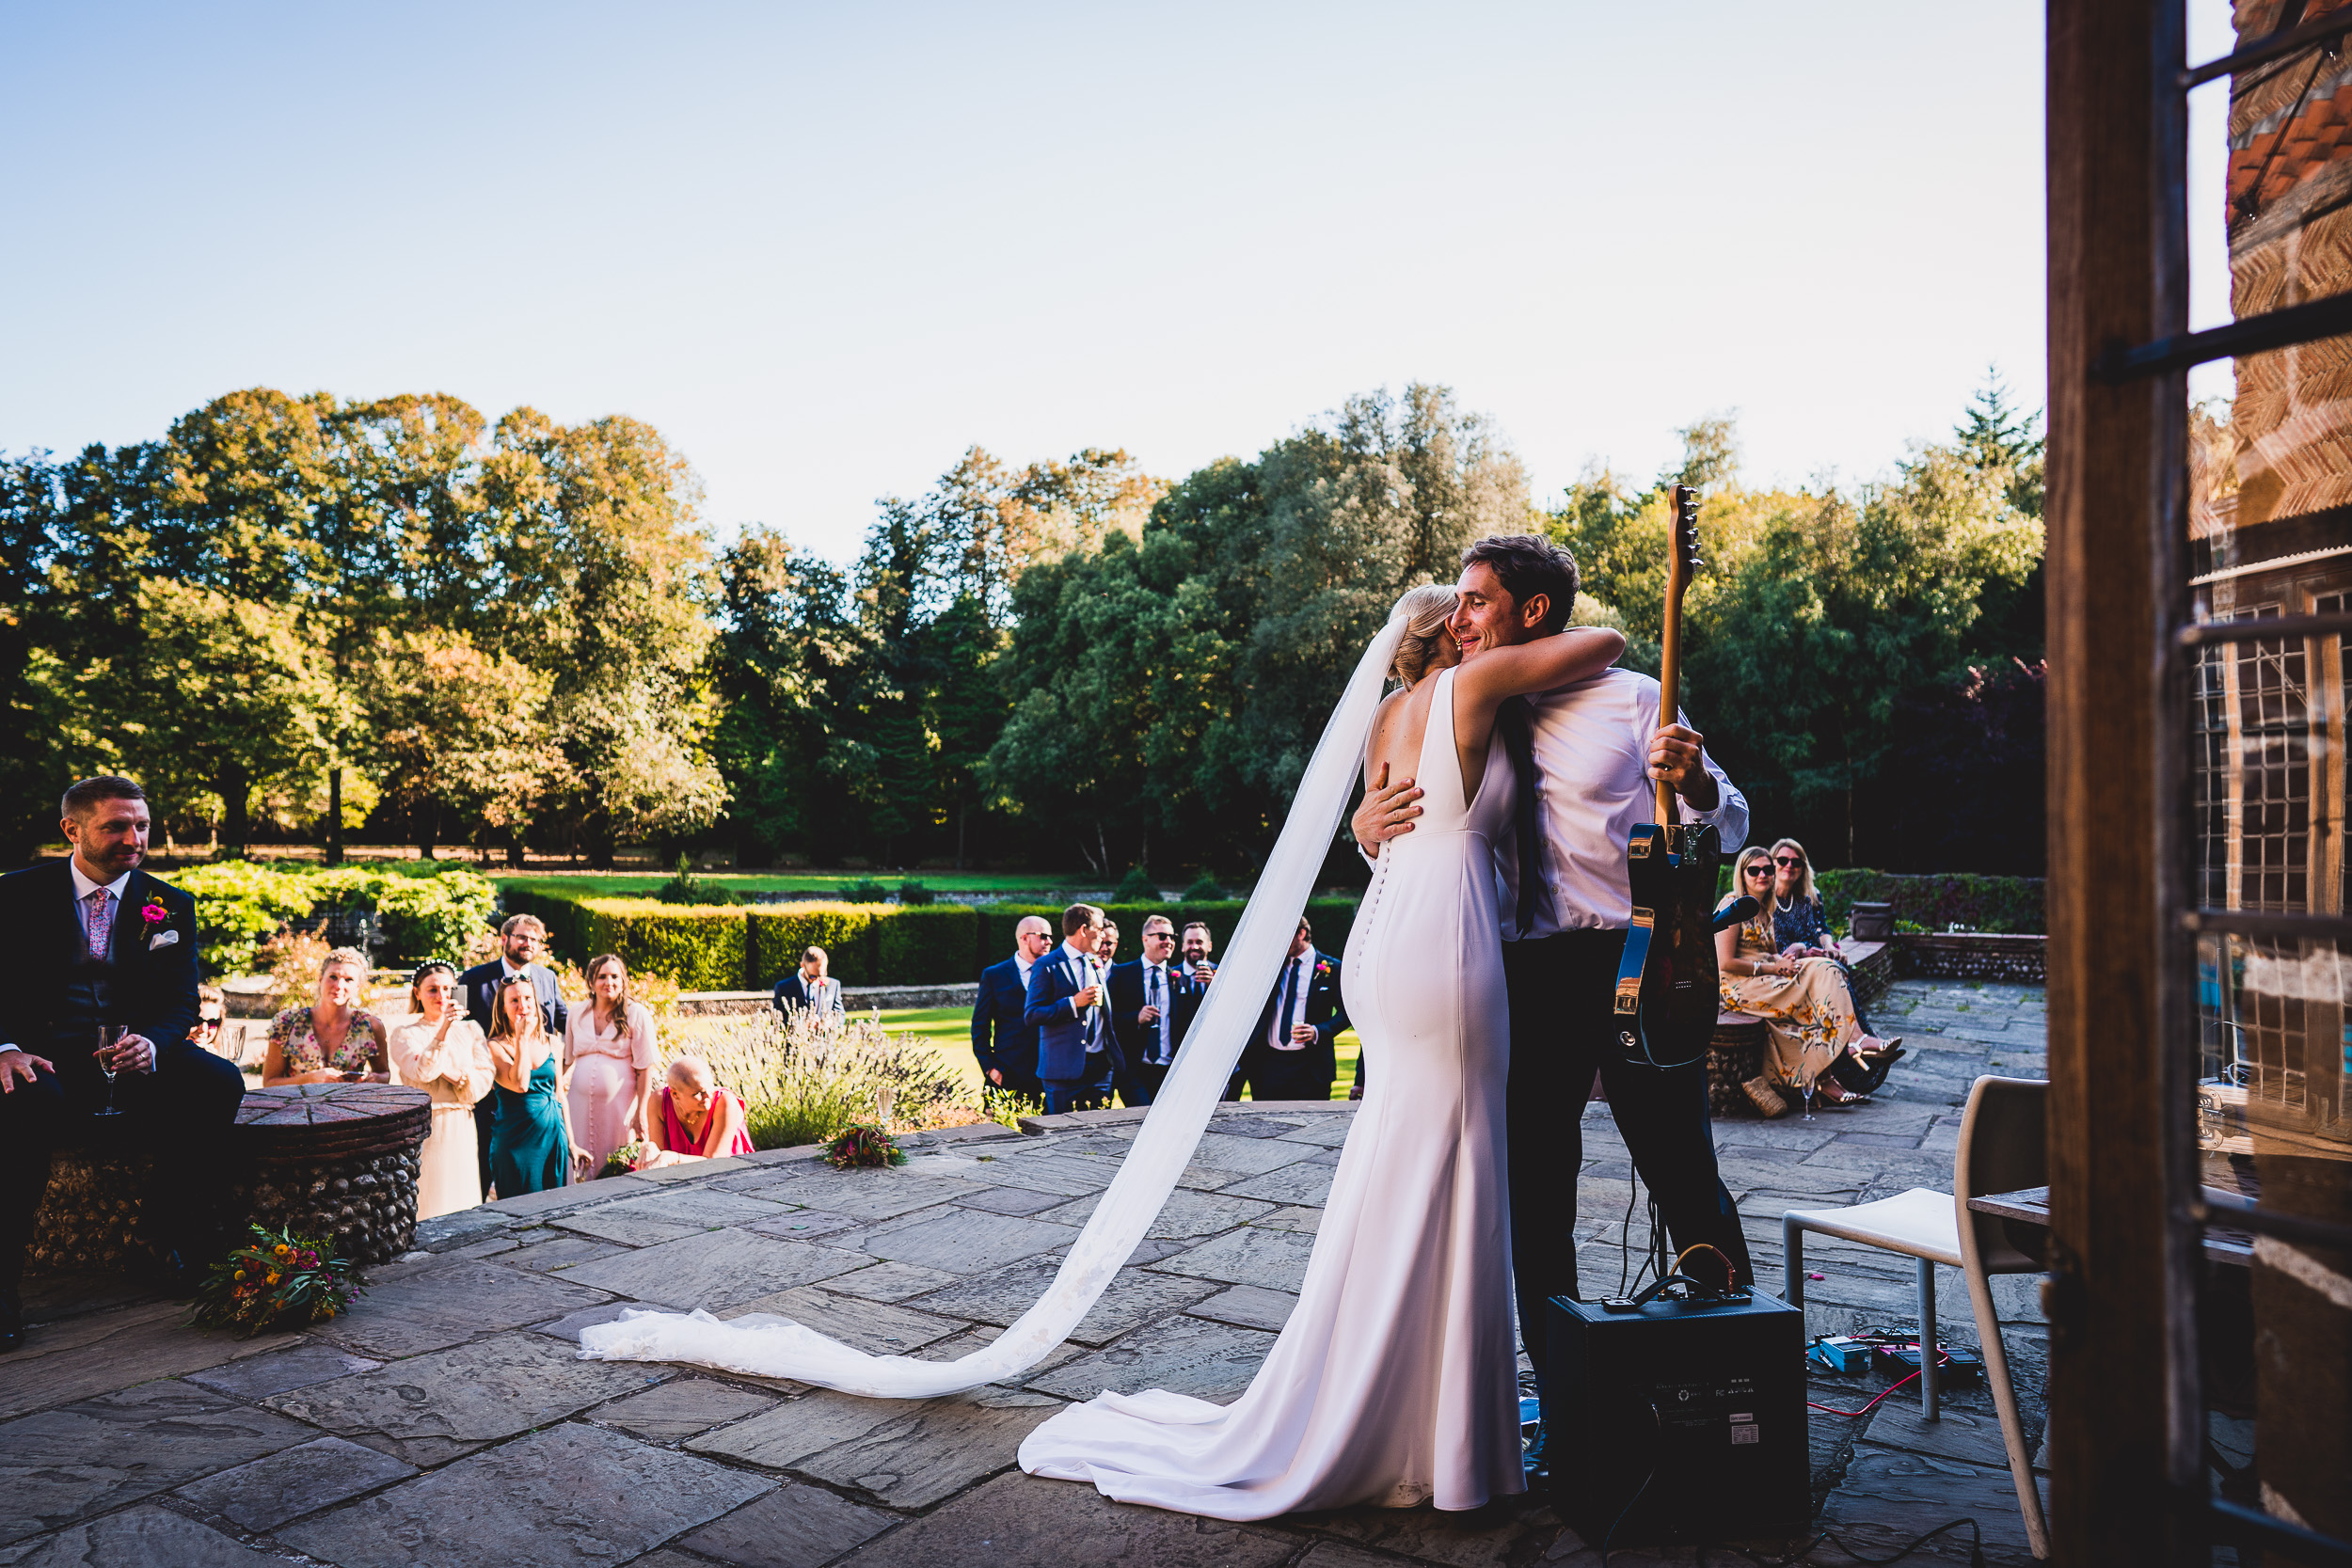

{"left": 656, "top": 1086, "right": 755, "bottom": 1158}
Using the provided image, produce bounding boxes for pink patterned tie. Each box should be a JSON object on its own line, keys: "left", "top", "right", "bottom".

{"left": 85, "top": 888, "right": 112, "bottom": 961}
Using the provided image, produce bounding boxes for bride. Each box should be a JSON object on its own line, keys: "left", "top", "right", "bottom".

{"left": 579, "top": 586, "right": 1623, "bottom": 1520}
{"left": 1018, "top": 585, "right": 1622, "bottom": 1517}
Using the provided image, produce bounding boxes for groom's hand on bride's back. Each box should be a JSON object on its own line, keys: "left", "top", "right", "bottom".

{"left": 1648, "top": 723, "right": 1721, "bottom": 811}
{"left": 1352, "top": 762, "right": 1422, "bottom": 849}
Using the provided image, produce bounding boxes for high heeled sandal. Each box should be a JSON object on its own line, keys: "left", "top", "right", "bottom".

{"left": 1740, "top": 1075, "right": 1789, "bottom": 1118}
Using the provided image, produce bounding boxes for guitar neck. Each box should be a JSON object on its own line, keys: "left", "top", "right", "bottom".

{"left": 1655, "top": 483, "right": 1694, "bottom": 829}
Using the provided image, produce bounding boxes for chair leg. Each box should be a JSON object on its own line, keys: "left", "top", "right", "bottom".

{"left": 1784, "top": 1218, "right": 1805, "bottom": 1310}
{"left": 1916, "top": 1257, "right": 1938, "bottom": 1419}
{"left": 1965, "top": 1264, "right": 2052, "bottom": 1559}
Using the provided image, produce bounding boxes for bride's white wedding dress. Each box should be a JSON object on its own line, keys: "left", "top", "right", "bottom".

{"left": 1017, "top": 665, "right": 1522, "bottom": 1518}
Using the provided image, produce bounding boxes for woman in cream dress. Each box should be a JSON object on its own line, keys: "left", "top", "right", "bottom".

{"left": 388, "top": 961, "right": 497, "bottom": 1218}
{"left": 1716, "top": 847, "right": 1890, "bottom": 1115}
{"left": 565, "top": 954, "right": 658, "bottom": 1174}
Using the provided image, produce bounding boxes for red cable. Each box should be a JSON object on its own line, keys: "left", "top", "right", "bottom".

{"left": 1806, "top": 1349, "right": 1951, "bottom": 1418}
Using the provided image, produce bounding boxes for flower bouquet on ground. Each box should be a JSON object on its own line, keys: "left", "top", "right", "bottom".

{"left": 190, "top": 1224, "right": 364, "bottom": 1337}
{"left": 824, "top": 1121, "right": 906, "bottom": 1169}
{"left": 600, "top": 1139, "right": 656, "bottom": 1179}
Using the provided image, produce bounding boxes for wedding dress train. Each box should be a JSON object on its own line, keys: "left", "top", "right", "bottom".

{"left": 578, "top": 603, "right": 1521, "bottom": 1519}
{"left": 1016, "top": 665, "right": 1523, "bottom": 1517}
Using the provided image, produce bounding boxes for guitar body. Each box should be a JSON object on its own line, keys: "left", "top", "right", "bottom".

{"left": 1611, "top": 483, "right": 1724, "bottom": 1070}
{"left": 1613, "top": 821, "right": 1724, "bottom": 1069}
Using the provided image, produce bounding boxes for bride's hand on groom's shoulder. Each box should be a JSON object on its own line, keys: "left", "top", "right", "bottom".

{"left": 1353, "top": 763, "right": 1422, "bottom": 848}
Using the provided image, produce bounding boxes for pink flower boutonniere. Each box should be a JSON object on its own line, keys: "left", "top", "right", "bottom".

{"left": 141, "top": 902, "right": 169, "bottom": 929}
{"left": 1314, "top": 958, "right": 1334, "bottom": 978}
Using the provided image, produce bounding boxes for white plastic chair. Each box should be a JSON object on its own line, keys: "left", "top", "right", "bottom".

{"left": 1782, "top": 1075, "right": 2050, "bottom": 1559}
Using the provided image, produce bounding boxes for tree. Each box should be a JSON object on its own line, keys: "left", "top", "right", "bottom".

{"left": 107, "top": 579, "right": 346, "bottom": 851}
{"left": 358, "top": 627, "right": 570, "bottom": 859}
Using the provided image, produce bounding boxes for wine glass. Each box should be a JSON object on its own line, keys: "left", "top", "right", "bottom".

{"left": 1800, "top": 1069, "right": 1817, "bottom": 1122}
{"left": 92, "top": 1025, "right": 126, "bottom": 1117}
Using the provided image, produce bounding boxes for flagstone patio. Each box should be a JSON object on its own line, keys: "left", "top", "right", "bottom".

{"left": 0, "top": 978, "right": 2048, "bottom": 1568}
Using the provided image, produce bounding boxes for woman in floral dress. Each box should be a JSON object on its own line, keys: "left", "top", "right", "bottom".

{"left": 262, "top": 947, "right": 390, "bottom": 1086}
{"left": 1716, "top": 848, "right": 1890, "bottom": 1116}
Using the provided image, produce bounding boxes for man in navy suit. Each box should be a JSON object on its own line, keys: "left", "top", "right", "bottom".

{"left": 1226, "top": 916, "right": 1348, "bottom": 1103}
{"left": 0, "top": 778, "right": 246, "bottom": 1350}
{"left": 971, "top": 915, "right": 1051, "bottom": 1100}
{"left": 1024, "top": 904, "right": 1124, "bottom": 1114}
{"left": 1108, "top": 914, "right": 1200, "bottom": 1106}
{"left": 459, "top": 913, "right": 568, "bottom": 1197}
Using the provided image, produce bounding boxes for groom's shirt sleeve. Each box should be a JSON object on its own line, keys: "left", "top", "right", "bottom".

{"left": 1674, "top": 702, "right": 1749, "bottom": 854}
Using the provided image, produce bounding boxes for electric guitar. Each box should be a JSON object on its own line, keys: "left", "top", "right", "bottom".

{"left": 1611, "top": 483, "right": 1723, "bottom": 1069}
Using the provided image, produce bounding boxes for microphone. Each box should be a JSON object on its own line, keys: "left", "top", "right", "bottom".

{"left": 1712, "top": 895, "right": 1759, "bottom": 933}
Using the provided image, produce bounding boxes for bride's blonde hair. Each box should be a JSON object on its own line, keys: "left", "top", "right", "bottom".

{"left": 1389, "top": 585, "right": 1459, "bottom": 688}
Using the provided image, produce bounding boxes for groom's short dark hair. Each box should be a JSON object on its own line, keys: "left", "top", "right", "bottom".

{"left": 1460, "top": 535, "right": 1579, "bottom": 634}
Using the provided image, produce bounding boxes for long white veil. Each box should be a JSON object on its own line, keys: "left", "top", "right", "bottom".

{"left": 577, "top": 601, "right": 1412, "bottom": 1398}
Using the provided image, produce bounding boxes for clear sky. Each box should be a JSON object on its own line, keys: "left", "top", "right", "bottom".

{"left": 5, "top": 2, "right": 2062, "bottom": 562}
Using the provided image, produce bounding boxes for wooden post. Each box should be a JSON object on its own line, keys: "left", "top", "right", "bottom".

{"left": 2043, "top": 1, "right": 2202, "bottom": 1562}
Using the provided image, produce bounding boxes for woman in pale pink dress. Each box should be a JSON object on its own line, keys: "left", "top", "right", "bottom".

{"left": 564, "top": 954, "right": 658, "bottom": 1176}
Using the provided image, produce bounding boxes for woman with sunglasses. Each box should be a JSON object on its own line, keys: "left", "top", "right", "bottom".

{"left": 1767, "top": 840, "right": 1840, "bottom": 959}
{"left": 1716, "top": 846, "right": 1893, "bottom": 1117}
{"left": 189, "top": 985, "right": 232, "bottom": 1060}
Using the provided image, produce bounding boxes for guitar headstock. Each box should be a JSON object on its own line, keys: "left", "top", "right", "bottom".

{"left": 1665, "top": 483, "right": 1703, "bottom": 607}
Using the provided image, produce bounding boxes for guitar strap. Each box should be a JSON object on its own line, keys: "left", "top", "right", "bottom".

{"left": 1499, "top": 697, "right": 1547, "bottom": 933}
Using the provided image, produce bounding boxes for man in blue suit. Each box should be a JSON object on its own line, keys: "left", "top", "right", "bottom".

{"left": 1023, "top": 904, "right": 1122, "bottom": 1114}
{"left": 971, "top": 915, "right": 1051, "bottom": 1100}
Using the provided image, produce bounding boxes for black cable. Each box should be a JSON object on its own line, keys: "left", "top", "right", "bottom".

{"left": 1617, "top": 1169, "right": 1641, "bottom": 1294}
{"left": 1598, "top": 1402, "right": 1663, "bottom": 1568}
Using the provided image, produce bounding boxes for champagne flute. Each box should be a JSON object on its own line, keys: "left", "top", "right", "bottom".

{"left": 93, "top": 1025, "right": 126, "bottom": 1117}
{"left": 1801, "top": 1073, "right": 1817, "bottom": 1122}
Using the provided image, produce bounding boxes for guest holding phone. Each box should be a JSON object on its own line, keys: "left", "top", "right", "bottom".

{"left": 484, "top": 973, "right": 582, "bottom": 1196}
{"left": 388, "top": 962, "right": 495, "bottom": 1218}
{"left": 262, "top": 948, "right": 389, "bottom": 1086}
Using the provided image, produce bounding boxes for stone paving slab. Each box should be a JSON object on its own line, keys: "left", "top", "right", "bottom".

{"left": 184, "top": 1340, "right": 383, "bottom": 1401}
{"left": 743, "top": 1209, "right": 862, "bottom": 1242}
{"left": 0, "top": 1299, "right": 282, "bottom": 1421}
{"left": 836, "top": 1469, "right": 1300, "bottom": 1567}
{"left": 1035, "top": 1187, "right": 1277, "bottom": 1238}
{"left": 0, "top": 1504, "right": 286, "bottom": 1567}
{"left": 263, "top": 1329, "right": 660, "bottom": 1466}
{"left": 725, "top": 1288, "right": 966, "bottom": 1354}
{"left": 1296, "top": 1502, "right": 1573, "bottom": 1568}
{"left": 590, "top": 1377, "right": 780, "bottom": 1442}
{"left": 278, "top": 1421, "right": 771, "bottom": 1568}
{"left": 739, "top": 1171, "right": 984, "bottom": 1221}
{"left": 559, "top": 1227, "right": 869, "bottom": 1309}
{"left": 1219, "top": 1161, "right": 1339, "bottom": 1206}
{"left": 818, "top": 1260, "right": 963, "bottom": 1302}
{"left": 555, "top": 1188, "right": 794, "bottom": 1246}
{"left": 175, "top": 1434, "right": 418, "bottom": 1531}
{"left": 855, "top": 1209, "right": 1080, "bottom": 1275}
{"left": 310, "top": 1257, "right": 612, "bottom": 1359}
{"left": 1185, "top": 1283, "right": 1301, "bottom": 1334}
{"left": 0, "top": 1380, "right": 315, "bottom": 1544}
{"left": 1153, "top": 1224, "right": 1318, "bottom": 1292}
{"left": 910, "top": 1257, "right": 1219, "bottom": 1346}
{"left": 690, "top": 1387, "right": 1060, "bottom": 1508}
{"left": 675, "top": 1481, "right": 898, "bottom": 1568}
{"left": 1027, "top": 1314, "right": 1278, "bottom": 1403}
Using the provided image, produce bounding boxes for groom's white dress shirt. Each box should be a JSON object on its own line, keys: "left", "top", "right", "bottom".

{"left": 1496, "top": 667, "right": 1747, "bottom": 942}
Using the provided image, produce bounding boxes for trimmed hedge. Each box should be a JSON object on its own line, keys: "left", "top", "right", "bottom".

{"left": 1710, "top": 867, "right": 2047, "bottom": 935}
{"left": 498, "top": 891, "right": 1365, "bottom": 990}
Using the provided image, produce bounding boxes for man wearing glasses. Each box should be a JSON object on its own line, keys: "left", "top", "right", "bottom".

{"left": 1109, "top": 915, "right": 1200, "bottom": 1105}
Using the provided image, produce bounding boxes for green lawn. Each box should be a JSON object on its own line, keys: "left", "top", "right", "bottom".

{"left": 871, "top": 1006, "right": 1360, "bottom": 1104}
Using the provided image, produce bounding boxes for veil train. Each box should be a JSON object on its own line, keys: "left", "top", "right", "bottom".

{"left": 577, "top": 603, "right": 1413, "bottom": 1399}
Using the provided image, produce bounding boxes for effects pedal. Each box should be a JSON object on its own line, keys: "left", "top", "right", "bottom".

{"left": 1872, "top": 1341, "right": 1982, "bottom": 1386}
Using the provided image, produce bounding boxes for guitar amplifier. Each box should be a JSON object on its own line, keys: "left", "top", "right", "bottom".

{"left": 1544, "top": 1291, "right": 1809, "bottom": 1545}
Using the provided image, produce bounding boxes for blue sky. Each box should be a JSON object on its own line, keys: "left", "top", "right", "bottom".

{"left": 6, "top": 2, "right": 2083, "bottom": 561}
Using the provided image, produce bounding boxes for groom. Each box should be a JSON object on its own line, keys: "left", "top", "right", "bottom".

{"left": 1352, "top": 534, "right": 1756, "bottom": 1398}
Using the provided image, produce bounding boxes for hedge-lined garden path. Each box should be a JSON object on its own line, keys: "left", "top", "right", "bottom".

{"left": 0, "top": 978, "right": 2045, "bottom": 1567}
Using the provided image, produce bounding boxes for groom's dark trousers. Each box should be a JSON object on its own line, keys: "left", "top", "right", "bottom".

{"left": 1502, "top": 927, "right": 1754, "bottom": 1386}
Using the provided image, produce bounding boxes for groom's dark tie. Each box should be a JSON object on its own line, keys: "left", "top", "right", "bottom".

{"left": 1499, "top": 697, "right": 1548, "bottom": 934}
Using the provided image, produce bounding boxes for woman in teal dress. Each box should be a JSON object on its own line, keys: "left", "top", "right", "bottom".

{"left": 485, "top": 974, "right": 585, "bottom": 1196}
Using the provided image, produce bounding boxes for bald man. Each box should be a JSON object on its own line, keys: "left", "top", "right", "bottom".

{"left": 972, "top": 915, "right": 1051, "bottom": 1100}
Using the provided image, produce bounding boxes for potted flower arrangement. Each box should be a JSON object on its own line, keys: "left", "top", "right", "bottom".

{"left": 190, "top": 1224, "right": 364, "bottom": 1337}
